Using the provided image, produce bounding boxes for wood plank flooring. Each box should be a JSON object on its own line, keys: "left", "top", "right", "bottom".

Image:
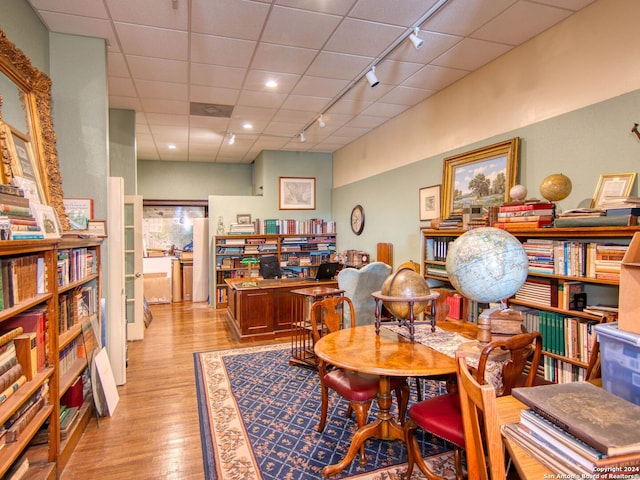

{"left": 60, "top": 302, "right": 284, "bottom": 480}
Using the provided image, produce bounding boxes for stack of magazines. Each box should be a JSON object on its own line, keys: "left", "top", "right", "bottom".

{"left": 503, "top": 382, "right": 640, "bottom": 477}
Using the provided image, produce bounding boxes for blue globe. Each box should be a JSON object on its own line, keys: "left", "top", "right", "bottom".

{"left": 445, "top": 227, "right": 528, "bottom": 303}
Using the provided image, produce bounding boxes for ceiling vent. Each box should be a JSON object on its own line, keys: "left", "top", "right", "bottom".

{"left": 190, "top": 102, "right": 234, "bottom": 118}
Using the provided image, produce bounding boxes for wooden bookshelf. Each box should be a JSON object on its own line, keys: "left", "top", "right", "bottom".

{"left": 421, "top": 226, "right": 640, "bottom": 384}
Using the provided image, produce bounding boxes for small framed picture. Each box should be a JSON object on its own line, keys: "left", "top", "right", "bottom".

{"left": 87, "top": 219, "right": 108, "bottom": 237}
{"left": 591, "top": 173, "right": 637, "bottom": 209}
{"left": 419, "top": 185, "right": 441, "bottom": 221}
{"left": 236, "top": 214, "right": 252, "bottom": 224}
{"left": 279, "top": 176, "right": 316, "bottom": 210}
{"left": 31, "top": 203, "right": 62, "bottom": 239}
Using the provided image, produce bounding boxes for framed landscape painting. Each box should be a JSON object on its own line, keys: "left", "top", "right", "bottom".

{"left": 442, "top": 138, "right": 519, "bottom": 219}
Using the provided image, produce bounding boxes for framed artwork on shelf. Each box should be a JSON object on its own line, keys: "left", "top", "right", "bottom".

{"left": 442, "top": 138, "right": 519, "bottom": 219}
{"left": 590, "top": 172, "right": 637, "bottom": 209}
{"left": 278, "top": 176, "right": 316, "bottom": 210}
{"left": 236, "top": 214, "right": 251, "bottom": 224}
{"left": 87, "top": 219, "right": 108, "bottom": 237}
{"left": 31, "top": 203, "right": 61, "bottom": 239}
{"left": 3, "top": 124, "right": 46, "bottom": 204}
{"left": 63, "top": 197, "right": 94, "bottom": 229}
{"left": 419, "top": 184, "right": 441, "bottom": 221}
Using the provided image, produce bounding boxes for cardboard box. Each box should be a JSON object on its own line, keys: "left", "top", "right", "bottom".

{"left": 619, "top": 233, "right": 640, "bottom": 334}
{"left": 595, "top": 322, "right": 640, "bottom": 406}
{"left": 144, "top": 272, "right": 171, "bottom": 304}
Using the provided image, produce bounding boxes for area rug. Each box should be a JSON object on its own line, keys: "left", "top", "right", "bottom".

{"left": 194, "top": 343, "right": 456, "bottom": 480}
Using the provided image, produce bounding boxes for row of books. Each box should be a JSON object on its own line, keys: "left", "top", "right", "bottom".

{"left": 0, "top": 186, "right": 45, "bottom": 241}
{"left": 504, "top": 382, "right": 640, "bottom": 476}
{"left": 518, "top": 307, "right": 598, "bottom": 361}
{"left": 1, "top": 307, "right": 47, "bottom": 375}
{"left": 424, "top": 236, "right": 457, "bottom": 262}
{"left": 0, "top": 255, "right": 46, "bottom": 310}
{"left": 57, "top": 247, "right": 98, "bottom": 287}
{"left": 256, "top": 218, "right": 336, "bottom": 235}
{"left": 444, "top": 292, "right": 464, "bottom": 320}
{"left": 58, "top": 285, "right": 98, "bottom": 335}
{"left": 542, "top": 356, "right": 589, "bottom": 384}
{"left": 0, "top": 382, "right": 47, "bottom": 450}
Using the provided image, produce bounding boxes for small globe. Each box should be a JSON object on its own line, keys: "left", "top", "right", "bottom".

{"left": 445, "top": 227, "right": 528, "bottom": 303}
{"left": 380, "top": 267, "right": 431, "bottom": 319}
{"left": 509, "top": 184, "right": 527, "bottom": 202}
{"left": 539, "top": 173, "right": 572, "bottom": 202}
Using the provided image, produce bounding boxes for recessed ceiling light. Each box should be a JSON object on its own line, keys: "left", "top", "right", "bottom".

{"left": 265, "top": 80, "right": 278, "bottom": 88}
{"left": 243, "top": 122, "right": 253, "bottom": 129}
{"left": 168, "top": 144, "right": 177, "bottom": 149}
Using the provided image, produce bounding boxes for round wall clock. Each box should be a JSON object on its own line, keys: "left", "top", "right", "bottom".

{"left": 350, "top": 205, "right": 365, "bottom": 235}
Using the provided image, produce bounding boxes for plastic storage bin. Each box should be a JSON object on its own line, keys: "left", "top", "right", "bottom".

{"left": 595, "top": 322, "right": 640, "bottom": 406}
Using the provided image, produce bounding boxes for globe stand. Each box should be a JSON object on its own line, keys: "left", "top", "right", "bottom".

{"left": 372, "top": 291, "right": 440, "bottom": 341}
{"left": 476, "top": 305, "right": 524, "bottom": 344}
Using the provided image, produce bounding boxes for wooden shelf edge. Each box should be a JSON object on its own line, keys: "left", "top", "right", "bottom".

{"left": 58, "top": 322, "right": 83, "bottom": 350}
{"left": 57, "top": 273, "right": 99, "bottom": 295}
{"left": 0, "top": 294, "right": 53, "bottom": 322}
{"left": 58, "top": 398, "right": 93, "bottom": 472}
{"left": 58, "top": 359, "right": 87, "bottom": 397}
{"left": 0, "top": 369, "right": 54, "bottom": 426}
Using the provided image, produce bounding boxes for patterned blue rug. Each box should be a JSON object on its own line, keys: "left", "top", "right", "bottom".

{"left": 194, "top": 344, "right": 456, "bottom": 480}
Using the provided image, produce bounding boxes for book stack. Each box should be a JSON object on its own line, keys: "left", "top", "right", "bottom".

{"left": 504, "top": 382, "right": 640, "bottom": 476}
{"left": 494, "top": 202, "right": 555, "bottom": 230}
{"left": 433, "top": 214, "right": 463, "bottom": 230}
{"left": 0, "top": 185, "right": 42, "bottom": 240}
{"left": 0, "top": 328, "right": 27, "bottom": 407}
{"left": 227, "top": 222, "right": 256, "bottom": 235}
{"left": 514, "top": 278, "right": 556, "bottom": 307}
{"left": 522, "top": 239, "right": 554, "bottom": 274}
{"left": 602, "top": 196, "right": 640, "bottom": 216}
{"left": 593, "top": 244, "right": 628, "bottom": 281}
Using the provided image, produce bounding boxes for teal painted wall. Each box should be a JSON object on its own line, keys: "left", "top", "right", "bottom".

{"left": 110, "top": 109, "right": 137, "bottom": 195}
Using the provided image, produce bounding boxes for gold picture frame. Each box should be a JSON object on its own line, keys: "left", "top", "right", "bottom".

{"left": 87, "top": 219, "right": 107, "bottom": 237}
{"left": 591, "top": 172, "right": 637, "bottom": 209}
{"left": 278, "top": 176, "right": 316, "bottom": 210}
{"left": 442, "top": 138, "right": 519, "bottom": 219}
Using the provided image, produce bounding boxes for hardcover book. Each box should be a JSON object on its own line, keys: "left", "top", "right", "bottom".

{"left": 512, "top": 381, "right": 640, "bottom": 456}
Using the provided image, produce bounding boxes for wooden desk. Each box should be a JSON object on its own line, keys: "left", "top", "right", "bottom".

{"left": 496, "top": 395, "right": 552, "bottom": 479}
{"left": 313, "top": 322, "right": 475, "bottom": 477}
{"left": 226, "top": 278, "right": 338, "bottom": 342}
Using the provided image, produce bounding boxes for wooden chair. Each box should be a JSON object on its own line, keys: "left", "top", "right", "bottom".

{"left": 404, "top": 331, "right": 542, "bottom": 480}
{"left": 585, "top": 313, "right": 615, "bottom": 381}
{"left": 310, "top": 296, "right": 409, "bottom": 464}
{"left": 455, "top": 351, "right": 505, "bottom": 480}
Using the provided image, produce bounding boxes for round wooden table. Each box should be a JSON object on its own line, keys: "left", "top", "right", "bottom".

{"left": 313, "top": 323, "right": 461, "bottom": 477}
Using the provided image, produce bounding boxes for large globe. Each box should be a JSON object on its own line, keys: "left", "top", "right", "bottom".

{"left": 380, "top": 267, "right": 430, "bottom": 319}
{"left": 539, "top": 173, "right": 572, "bottom": 202}
{"left": 445, "top": 227, "right": 528, "bottom": 303}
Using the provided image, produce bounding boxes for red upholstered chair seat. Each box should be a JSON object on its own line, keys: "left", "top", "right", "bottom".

{"left": 324, "top": 370, "right": 406, "bottom": 403}
{"left": 408, "top": 393, "right": 464, "bottom": 448}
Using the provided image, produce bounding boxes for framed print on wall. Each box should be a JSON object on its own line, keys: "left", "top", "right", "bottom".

{"left": 278, "top": 176, "right": 316, "bottom": 210}
{"left": 419, "top": 184, "right": 441, "bottom": 221}
{"left": 590, "top": 172, "right": 637, "bottom": 209}
{"left": 442, "top": 138, "right": 519, "bottom": 219}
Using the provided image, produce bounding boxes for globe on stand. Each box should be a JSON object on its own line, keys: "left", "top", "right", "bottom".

{"left": 539, "top": 173, "right": 572, "bottom": 202}
{"left": 445, "top": 227, "right": 529, "bottom": 344}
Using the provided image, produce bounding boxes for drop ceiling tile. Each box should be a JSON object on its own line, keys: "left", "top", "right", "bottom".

{"left": 325, "top": 18, "right": 405, "bottom": 57}
{"left": 374, "top": 59, "right": 424, "bottom": 86}
{"left": 387, "top": 30, "right": 462, "bottom": 63}
{"left": 350, "top": 0, "right": 442, "bottom": 26}
{"left": 190, "top": 63, "right": 247, "bottom": 88}
{"left": 108, "top": 76, "right": 136, "bottom": 97}
{"left": 143, "top": 113, "right": 189, "bottom": 126}
{"left": 431, "top": 37, "right": 512, "bottom": 71}
{"left": 345, "top": 114, "right": 388, "bottom": 129}
{"left": 423, "top": 0, "right": 518, "bottom": 37}
{"left": 126, "top": 56, "right": 188, "bottom": 83}
{"left": 237, "top": 90, "right": 287, "bottom": 109}
{"left": 189, "top": 85, "right": 240, "bottom": 105}
{"left": 109, "top": 95, "right": 142, "bottom": 111}
{"left": 291, "top": 76, "right": 350, "bottom": 97}
{"left": 149, "top": 125, "right": 189, "bottom": 142}
{"left": 189, "top": 116, "right": 231, "bottom": 130}
{"left": 28, "top": 0, "right": 108, "bottom": 18}
{"left": 261, "top": 6, "right": 341, "bottom": 49}
{"left": 242, "top": 70, "right": 301, "bottom": 93}
{"left": 403, "top": 64, "right": 469, "bottom": 90}
{"left": 191, "top": 0, "right": 270, "bottom": 39}
{"left": 251, "top": 43, "right": 318, "bottom": 75}
{"left": 274, "top": 0, "right": 357, "bottom": 16}
{"left": 190, "top": 34, "right": 256, "bottom": 68}
{"left": 141, "top": 98, "right": 189, "bottom": 115}
{"left": 114, "top": 23, "right": 187, "bottom": 60}
{"left": 107, "top": 0, "right": 188, "bottom": 29}
{"left": 306, "top": 52, "right": 373, "bottom": 80}
{"left": 281, "top": 94, "right": 331, "bottom": 112}
{"left": 107, "top": 52, "right": 129, "bottom": 77}
{"left": 36, "top": 11, "right": 115, "bottom": 45}
{"left": 135, "top": 79, "right": 188, "bottom": 101}
{"left": 262, "top": 121, "right": 301, "bottom": 136}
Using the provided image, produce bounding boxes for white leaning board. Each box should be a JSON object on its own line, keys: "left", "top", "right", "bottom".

{"left": 93, "top": 347, "right": 120, "bottom": 416}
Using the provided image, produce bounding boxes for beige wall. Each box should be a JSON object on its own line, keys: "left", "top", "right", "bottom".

{"left": 334, "top": 0, "right": 640, "bottom": 188}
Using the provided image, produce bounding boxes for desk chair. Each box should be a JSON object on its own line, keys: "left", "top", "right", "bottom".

{"left": 404, "top": 331, "right": 542, "bottom": 480}
{"left": 456, "top": 351, "right": 505, "bottom": 480}
{"left": 310, "top": 296, "right": 409, "bottom": 464}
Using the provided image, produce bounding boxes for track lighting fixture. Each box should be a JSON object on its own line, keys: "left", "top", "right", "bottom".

{"left": 300, "top": 131, "right": 306, "bottom": 143}
{"left": 318, "top": 115, "right": 326, "bottom": 128}
{"left": 409, "top": 27, "right": 424, "bottom": 50}
{"left": 228, "top": 132, "right": 235, "bottom": 145}
{"left": 365, "top": 66, "right": 379, "bottom": 87}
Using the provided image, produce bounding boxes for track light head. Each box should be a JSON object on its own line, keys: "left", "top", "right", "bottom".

{"left": 318, "top": 115, "right": 326, "bottom": 128}
{"left": 366, "top": 66, "right": 379, "bottom": 87}
{"left": 228, "top": 132, "right": 235, "bottom": 145}
{"left": 409, "top": 27, "right": 424, "bottom": 50}
{"left": 300, "top": 131, "right": 306, "bottom": 143}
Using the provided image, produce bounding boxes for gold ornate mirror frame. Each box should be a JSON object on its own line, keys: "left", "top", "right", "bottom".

{"left": 0, "top": 28, "right": 69, "bottom": 230}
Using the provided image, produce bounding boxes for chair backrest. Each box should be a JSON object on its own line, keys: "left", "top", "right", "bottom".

{"left": 585, "top": 313, "right": 615, "bottom": 381}
{"left": 337, "top": 262, "right": 391, "bottom": 327}
{"left": 456, "top": 352, "right": 505, "bottom": 480}
{"left": 476, "top": 331, "right": 542, "bottom": 396}
{"left": 309, "top": 296, "right": 357, "bottom": 343}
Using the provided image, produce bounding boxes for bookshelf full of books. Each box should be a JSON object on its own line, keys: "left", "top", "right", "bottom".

{"left": 422, "top": 225, "right": 640, "bottom": 384}
{"left": 213, "top": 224, "right": 337, "bottom": 308}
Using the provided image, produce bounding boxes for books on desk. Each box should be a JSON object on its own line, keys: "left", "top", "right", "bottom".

{"left": 502, "top": 382, "right": 640, "bottom": 476}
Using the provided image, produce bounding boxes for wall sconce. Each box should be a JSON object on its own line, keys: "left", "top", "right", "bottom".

{"left": 365, "top": 66, "right": 379, "bottom": 87}
{"left": 409, "top": 27, "right": 424, "bottom": 50}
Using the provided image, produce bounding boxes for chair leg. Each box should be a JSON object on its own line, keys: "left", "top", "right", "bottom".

{"left": 317, "top": 385, "right": 329, "bottom": 433}
{"left": 351, "top": 400, "right": 372, "bottom": 465}
{"left": 453, "top": 446, "right": 464, "bottom": 480}
{"left": 404, "top": 419, "right": 418, "bottom": 479}
{"left": 394, "top": 381, "right": 410, "bottom": 426}
{"left": 415, "top": 377, "right": 423, "bottom": 401}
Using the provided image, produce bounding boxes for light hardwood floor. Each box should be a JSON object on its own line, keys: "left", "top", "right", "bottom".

{"left": 60, "top": 301, "right": 282, "bottom": 480}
